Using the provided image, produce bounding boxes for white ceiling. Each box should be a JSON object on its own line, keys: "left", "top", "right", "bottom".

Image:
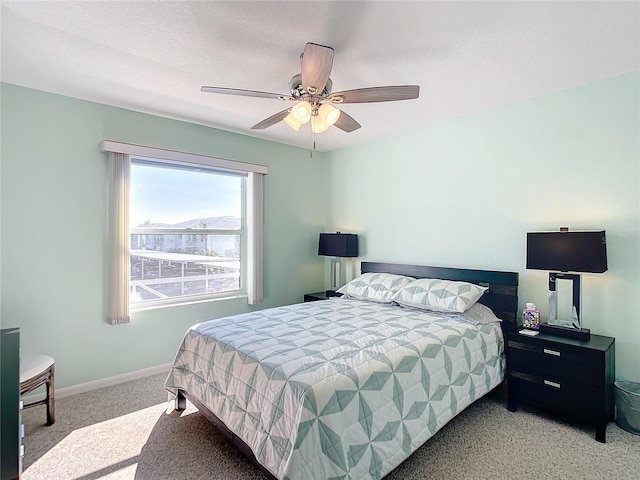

{"left": 1, "top": 1, "right": 638, "bottom": 152}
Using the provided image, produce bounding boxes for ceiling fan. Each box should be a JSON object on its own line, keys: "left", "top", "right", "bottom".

{"left": 201, "top": 42, "right": 420, "bottom": 134}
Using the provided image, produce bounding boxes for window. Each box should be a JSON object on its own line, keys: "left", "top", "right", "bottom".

{"left": 103, "top": 141, "right": 267, "bottom": 324}
{"left": 130, "top": 160, "right": 245, "bottom": 307}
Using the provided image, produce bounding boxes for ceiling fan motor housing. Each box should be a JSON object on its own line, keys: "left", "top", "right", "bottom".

{"left": 289, "top": 74, "right": 333, "bottom": 98}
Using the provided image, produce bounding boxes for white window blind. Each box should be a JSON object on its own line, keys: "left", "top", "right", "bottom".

{"left": 107, "top": 152, "right": 131, "bottom": 324}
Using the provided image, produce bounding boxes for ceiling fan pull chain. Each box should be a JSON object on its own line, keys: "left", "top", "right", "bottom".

{"left": 312, "top": 128, "right": 317, "bottom": 156}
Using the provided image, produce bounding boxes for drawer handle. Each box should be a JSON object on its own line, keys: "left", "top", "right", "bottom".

{"left": 543, "top": 348, "right": 561, "bottom": 356}
{"left": 544, "top": 379, "right": 561, "bottom": 388}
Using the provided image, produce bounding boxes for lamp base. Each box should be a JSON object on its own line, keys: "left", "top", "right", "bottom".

{"left": 540, "top": 322, "right": 590, "bottom": 341}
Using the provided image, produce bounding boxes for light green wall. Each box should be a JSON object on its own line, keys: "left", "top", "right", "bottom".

{"left": 3, "top": 73, "right": 639, "bottom": 389}
{"left": 0, "top": 83, "right": 329, "bottom": 388}
{"left": 326, "top": 73, "right": 640, "bottom": 382}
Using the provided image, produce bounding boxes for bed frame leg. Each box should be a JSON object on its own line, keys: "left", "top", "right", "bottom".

{"left": 175, "top": 389, "right": 186, "bottom": 411}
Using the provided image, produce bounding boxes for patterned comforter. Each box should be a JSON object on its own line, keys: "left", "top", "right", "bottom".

{"left": 164, "top": 298, "right": 505, "bottom": 479}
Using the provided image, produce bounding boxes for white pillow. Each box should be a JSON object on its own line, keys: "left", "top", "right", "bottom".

{"left": 337, "top": 272, "right": 414, "bottom": 304}
{"left": 459, "top": 302, "right": 501, "bottom": 325}
{"left": 391, "top": 278, "right": 487, "bottom": 313}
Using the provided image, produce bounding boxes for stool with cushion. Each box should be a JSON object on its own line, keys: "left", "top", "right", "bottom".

{"left": 20, "top": 354, "right": 55, "bottom": 425}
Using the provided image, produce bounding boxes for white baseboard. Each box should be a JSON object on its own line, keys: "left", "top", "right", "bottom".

{"left": 23, "top": 363, "right": 172, "bottom": 403}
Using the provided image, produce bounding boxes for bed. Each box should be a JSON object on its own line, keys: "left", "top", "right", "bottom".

{"left": 165, "top": 262, "right": 519, "bottom": 479}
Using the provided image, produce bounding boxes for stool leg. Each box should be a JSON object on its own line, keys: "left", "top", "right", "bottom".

{"left": 46, "top": 365, "right": 55, "bottom": 425}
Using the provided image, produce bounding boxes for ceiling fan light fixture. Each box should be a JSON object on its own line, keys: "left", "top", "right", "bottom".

{"left": 311, "top": 115, "right": 330, "bottom": 133}
{"left": 284, "top": 112, "right": 302, "bottom": 131}
{"left": 318, "top": 103, "right": 341, "bottom": 127}
{"left": 291, "top": 100, "right": 312, "bottom": 124}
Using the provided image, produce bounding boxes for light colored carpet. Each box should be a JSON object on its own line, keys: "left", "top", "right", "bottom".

{"left": 22, "top": 373, "right": 639, "bottom": 480}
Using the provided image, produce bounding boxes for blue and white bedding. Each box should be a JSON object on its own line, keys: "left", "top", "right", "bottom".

{"left": 164, "top": 297, "right": 505, "bottom": 479}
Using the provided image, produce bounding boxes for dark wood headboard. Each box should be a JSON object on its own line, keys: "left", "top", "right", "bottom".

{"left": 361, "top": 262, "right": 519, "bottom": 333}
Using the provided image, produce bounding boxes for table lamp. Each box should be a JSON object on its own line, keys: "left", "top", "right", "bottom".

{"left": 526, "top": 228, "right": 607, "bottom": 340}
{"left": 318, "top": 232, "right": 358, "bottom": 296}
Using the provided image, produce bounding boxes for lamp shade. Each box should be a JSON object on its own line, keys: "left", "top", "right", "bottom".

{"left": 318, "top": 103, "right": 341, "bottom": 126}
{"left": 311, "top": 115, "right": 330, "bottom": 134}
{"left": 318, "top": 233, "right": 358, "bottom": 257}
{"left": 284, "top": 112, "right": 302, "bottom": 131}
{"left": 526, "top": 231, "right": 607, "bottom": 273}
{"left": 291, "top": 101, "right": 312, "bottom": 124}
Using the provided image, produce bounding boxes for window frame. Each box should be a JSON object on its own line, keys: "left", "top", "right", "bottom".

{"left": 102, "top": 141, "right": 267, "bottom": 324}
{"left": 129, "top": 160, "right": 248, "bottom": 311}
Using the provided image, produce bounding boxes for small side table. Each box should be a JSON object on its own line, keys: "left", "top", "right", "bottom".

{"left": 304, "top": 291, "right": 342, "bottom": 302}
{"left": 506, "top": 331, "right": 614, "bottom": 442}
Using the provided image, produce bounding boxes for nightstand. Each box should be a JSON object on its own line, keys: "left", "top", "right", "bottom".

{"left": 303, "top": 291, "right": 342, "bottom": 302}
{"left": 506, "top": 331, "right": 615, "bottom": 442}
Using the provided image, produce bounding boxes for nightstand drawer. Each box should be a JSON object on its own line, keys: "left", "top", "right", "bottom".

{"left": 508, "top": 340, "right": 605, "bottom": 386}
{"left": 509, "top": 372, "right": 606, "bottom": 423}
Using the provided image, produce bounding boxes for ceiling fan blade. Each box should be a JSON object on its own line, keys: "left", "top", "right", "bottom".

{"left": 333, "top": 110, "right": 361, "bottom": 133}
{"left": 328, "top": 85, "right": 420, "bottom": 104}
{"left": 301, "top": 43, "right": 334, "bottom": 95}
{"left": 201, "top": 86, "right": 291, "bottom": 100}
{"left": 251, "top": 109, "right": 290, "bottom": 130}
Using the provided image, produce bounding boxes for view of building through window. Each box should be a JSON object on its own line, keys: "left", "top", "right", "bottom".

{"left": 130, "top": 160, "right": 245, "bottom": 304}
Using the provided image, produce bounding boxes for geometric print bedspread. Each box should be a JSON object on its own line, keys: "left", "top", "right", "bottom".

{"left": 164, "top": 298, "right": 505, "bottom": 479}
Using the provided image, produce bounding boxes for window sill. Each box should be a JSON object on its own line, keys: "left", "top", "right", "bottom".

{"left": 131, "top": 292, "right": 248, "bottom": 313}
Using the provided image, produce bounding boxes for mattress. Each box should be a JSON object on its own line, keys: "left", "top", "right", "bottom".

{"left": 164, "top": 297, "right": 505, "bottom": 479}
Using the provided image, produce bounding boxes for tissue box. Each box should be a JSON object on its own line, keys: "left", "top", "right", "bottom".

{"left": 522, "top": 308, "right": 540, "bottom": 330}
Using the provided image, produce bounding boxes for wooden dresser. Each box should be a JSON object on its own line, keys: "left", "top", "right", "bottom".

{"left": 1, "top": 328, "right": 22, "bottom": 479}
